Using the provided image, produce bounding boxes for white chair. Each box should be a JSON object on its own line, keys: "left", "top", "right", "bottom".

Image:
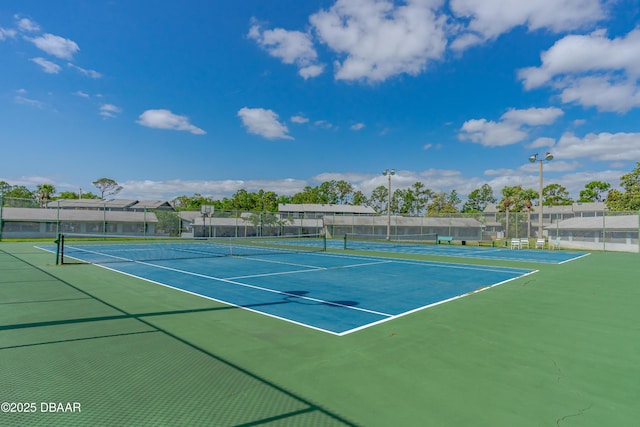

{"left": 535, "top": 238, "right": 546, "bottom": 249}
{"left": 551, "top": 237, "right": 561, "bottom": 250}
{"left": 510, "top": 238, "right": 521, "bottom": 249}
{"left": 520, "top": 238, "right": 530, "bottom": 249}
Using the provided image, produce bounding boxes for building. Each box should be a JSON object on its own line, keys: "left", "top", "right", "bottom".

{"left": 0, "top": 207, "right": 158, "bottom": 239}
{"left": 547, "top": 214, "right": 639, "bottom": 252}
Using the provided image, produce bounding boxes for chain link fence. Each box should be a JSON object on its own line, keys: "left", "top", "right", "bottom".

{"left": 1, "top": 196, "right": 638, "bottom": 252}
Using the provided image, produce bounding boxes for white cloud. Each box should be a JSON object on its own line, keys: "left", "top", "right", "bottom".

{"left": 350, "top": 123, "right": 365, "bottom": 131}
{"left": 100, "top": 104, "right": 122, "bottom": 119}
{"left": 14, "top": 96, "right": 43, "bottom": 108}
{"left": 309, "top": 0, "right": 447, "bottom": 82}
{"left": 118, "top": 178, "right": 308, "bottom": 200}
{"left": 558, "top": 76, "right": 640, "bottom": 113}
{"left": 500, "top": 107, "right": 564, "bottom": 125}
{"left": 314, "top": 120, "right": 334, "bottom": 129}
{"left": 519, "top": 160, "right": 579, "bottom": 174}
{"left": 459, "top": 119, "right": 527, "bottom": 146}
{"left": 529, "top": 137, "right": 555, "bottom": 148}
{"left": 16, "top": 17, "right": 40, "bottom": 33}
{"left": 310, "top": 169, "right": 468, "bottom": 197}
{"left": 299, "top": 64, "right": 324, "bottom": 79}
{"left": 459, "top": 107, "right": 563, "bottom": 146}
{"left": 518, "top": 28, "right": 640, "bottom": 112}
{"left": 26, "top": 33, "right": 79, "bottom": 60}
{"left": 519, "top": 29, "right": 640, "bottom": 89}
{"left": 30, "top": 57, "right": 61, "bottom": 74}
{"left": 137, "top": 109, "right": 206, "bottom": 135}
{"left": 291, "top": 115, "right": 309, "bottom": 124}
{"left": 553, "top": 132, "right": 640, "bottom": 161}
{"left": 0, "top": 27, "right": 17, "bottom": 40}
{"left": 248, "top": 23, "right": 323, "bottom": 79}
{"left": 74, "top": 91, "right": 90, "bottom": 98}
{"left": 237, "top": 107, "right": 292, "bottom": 140}
{"left": 450, "top": 0, "right": 605, "bottom": 49}
{"left": 68, "top": 63, "right": 102, "bottom": 78}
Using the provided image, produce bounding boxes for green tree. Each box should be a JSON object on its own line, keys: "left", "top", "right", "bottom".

{"left": 318, "top": 181, "right": 339, "bottom": 204}
{"left": 291, "top": 186, "right": 322, "bottom": 204}
{"left": 36, "top": 183, "right": 56, "bottom": 206}
{"left": 335, "top": 180, "right": 354, "bottom": 204}
{"left": 369, "top": 185, "right": 388, "bottom": 214}
{"left": 171, "top": 194, "right": 215, "bottom": 211}
{"left": 578, "top": 181, "right": 611, "bottom": 202}
{"left": 391, "top": 188, "right": 413, "bottom": 214}
{"left": 519, "top": 188, "right": 539, "bottom": 237}
{"left": 498, "top": 185, "right": 525, "bottom": 212}
{"left": 0, "top": 181, "right": 12, "bottom": 196}
{"left": 252, "top": 189, "right": 278, "bottom": 212}
{"left": 462, "top": 184, "right": 496, "bottom": 213}
{"left": 276, "top": 195, "right": 292, "bottom": 205}
{"left": 426, "top": 191, "right": 460, "bottom": 215}
{"left": 4, "top": 185, "right": 35, "bottom": 200}
{"left": 542, "top": 183, "right": 573, "bottom": 206}
{"left": 228, "top": 189, "right": 255, "bottom": 211}
{"left": 352, "top": 190, "right": 367, "bottom": 206}
{"left": 93, "top": 178, "right": 123, "bottom": 199}
{"left": 57, "top": 191, "right": 81, "bottom": 199}
{"left": 409, "top": 182, "right": 433, "bottom": 215}
{"left": 155, "top": 211, "right": 181, "bottom": 236}
{"left": 606, "top": 162, "right": 640, "bottom": 210}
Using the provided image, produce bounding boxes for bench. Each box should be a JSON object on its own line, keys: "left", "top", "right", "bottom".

{"left": 437, "top": 236, "right": 453, "bottom": 244}
{"left": 478, "top": 240, "right": 495, "bottom": 247}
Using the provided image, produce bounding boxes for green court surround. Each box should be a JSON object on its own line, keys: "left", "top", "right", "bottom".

{"left": 1, "top": 242, "right": 638, "bottom": 426}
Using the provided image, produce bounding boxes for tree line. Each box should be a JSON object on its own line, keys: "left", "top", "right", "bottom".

{"left": 2, "top": 163, "right": 640, "bottom": 213}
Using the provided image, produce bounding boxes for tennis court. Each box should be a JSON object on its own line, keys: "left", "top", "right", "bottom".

{"left": 37, "top": 238, "right": 534, "bottom": 335}
{"left": 2, "top": 241, "right": 639, "bottom": 426}
{"left": 337, "top": 235, "right": 588, "bottom": 264}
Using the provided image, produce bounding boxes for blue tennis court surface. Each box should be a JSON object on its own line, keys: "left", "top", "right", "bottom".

{"left": 331, "top": 239, "right": 588, "bottom": 264}
{"left": 38, "top": 243, "right": 535, "bottom": 335}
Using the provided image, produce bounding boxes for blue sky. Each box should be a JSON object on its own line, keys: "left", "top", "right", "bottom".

{"left": 2, "top": 0, "right": 640, "bottom": 202}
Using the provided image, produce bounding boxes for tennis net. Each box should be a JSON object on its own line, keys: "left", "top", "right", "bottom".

{"left": 343, "top": 233, "right": 438, "bottom": 250}
{"left": 55, "top": 233, "right": 326, "bottom": 265}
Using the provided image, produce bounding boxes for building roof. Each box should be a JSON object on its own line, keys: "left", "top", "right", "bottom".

{"left": 547, "top": 215, "right": 638, "bottom": 230}
{"left": 278, "top": 203, "right": 376, "bottom": 214}
{"left": 2, "top": 207, "right": 157, "bottom": 223}
{"left": 45, "top": 199, "right": 174, "bottom": 211}
{"left": 484, "top": 201, "right": 607, "bottom": 214}
{"left": 325, "top": 215, "right": 482, "bottom": 227}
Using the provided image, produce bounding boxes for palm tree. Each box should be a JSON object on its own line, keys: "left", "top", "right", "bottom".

{"left": 36, "top": 184, "right": 56, "bottom": 207}
{"left": 520, "top": 189, "right": 539, "bottom": 237}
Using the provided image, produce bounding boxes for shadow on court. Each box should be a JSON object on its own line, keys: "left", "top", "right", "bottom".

{"left": 0, "top": 246, "right": 356, "bottom": 426}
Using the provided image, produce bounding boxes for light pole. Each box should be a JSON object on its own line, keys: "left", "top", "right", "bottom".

{"left": 529, "top": 152, "right": 553, "bottom": 238}
{"left": 382, "top": 168, "right": 395, "bottom": 240}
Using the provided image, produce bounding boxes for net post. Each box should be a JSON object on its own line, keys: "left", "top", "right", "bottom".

{"left": 323, "top": 233, "right": 327, "bottom": 252}
{"left": 0, "top": 194, "right": 3, "bottom": 241}
{"left": 343, "top": 234, "right": 347, "bottom": 250}
{"left": 54, "top": 233, "right": 62, "bottom": 265}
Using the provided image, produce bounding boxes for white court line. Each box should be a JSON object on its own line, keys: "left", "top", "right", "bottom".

{"left": 83, "top": 261, "right": 348, "bottom": 336}
{"left": 57, "top": 244, "right": 538, "bottom": 336}
{"left": 558, "top": 252, "right": 591, "bottom": 264}
{"left": 336, "top": 269, "right": 540, "bottom": 336}
{"left": 227, "top": 260, "right": 392, "bottom": 280}
{"left": 66, "top": 246, "right": 394, "bottom": 319}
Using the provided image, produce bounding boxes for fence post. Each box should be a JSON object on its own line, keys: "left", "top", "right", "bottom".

{"left": 0, "top": 195, "right": 3, "bottom": 241}
{"left": 603, "top": 212, "right": 606, "bottom": 252}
